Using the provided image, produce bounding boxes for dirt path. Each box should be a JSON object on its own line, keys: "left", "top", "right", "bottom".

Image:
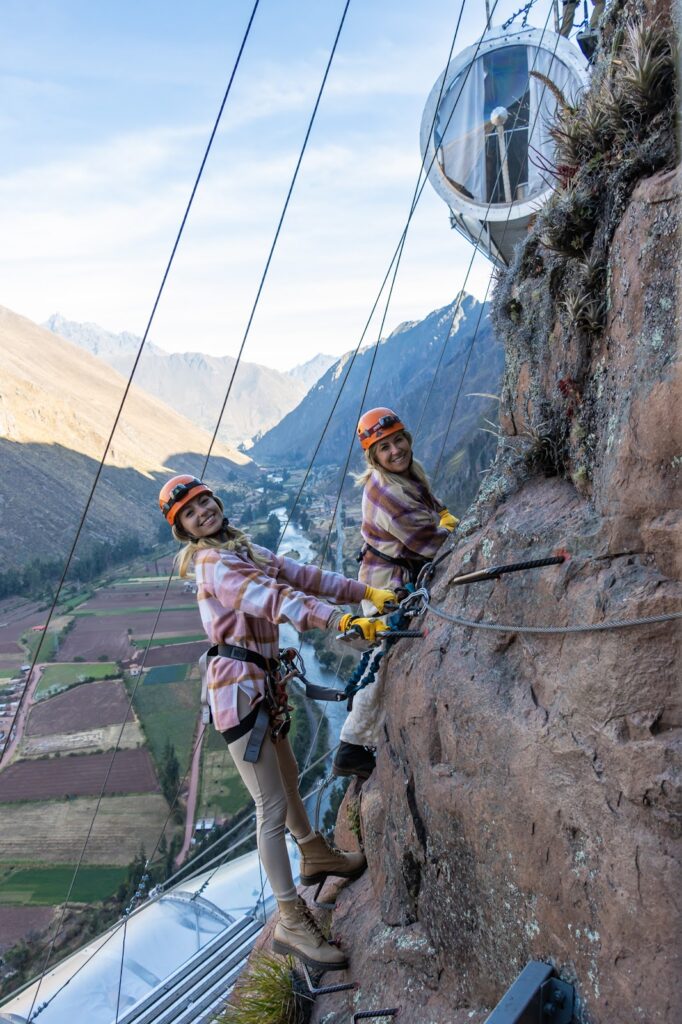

{"left": 175, "top": 714, "right": 206, "bottom": 867}
{"left": 0, "top": 664, "right": 43, "bottom": 768}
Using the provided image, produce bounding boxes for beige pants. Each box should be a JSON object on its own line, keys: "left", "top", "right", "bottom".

{"left": 226, "top": 690, "right": 311, "bottom": 901}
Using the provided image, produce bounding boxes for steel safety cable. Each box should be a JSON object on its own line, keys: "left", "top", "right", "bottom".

{"left": 21, "top": 9, "right": 265, "bottom": 1017}
{"left": 274, "top": 0, "right": 476, "bottom": 554}
{"left": 17, "top": 0, "right": 352, "bottom": 1003}
{"left": 430, "top": 3, "right": 562, "bottom": 486}
{"left": 200, "top": 0, "right": 352, "bottom": 479}
{"left": 25, "top": 4, "right": 354, "bottom": 1014}
{"left": 413, "top": 0, "right": 557, "bottom": 448}
{"left": 426, "top": 602, "right": 682, "bottom": 634}
{"left": 0, "top": 0, "right": 261, "bottom": 773}
{"left": 317, "top": 0, "right": 502, "bottom": 570}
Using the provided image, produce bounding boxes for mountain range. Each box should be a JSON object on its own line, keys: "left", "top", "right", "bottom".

{"left": 0, "top": 306, "right": 251, "bottom": 570}
{"left": 251, "top": 293, "right": 504, "bottom": 504}
{"left": 43, "top": 314, "right": 334, "bottom": 449}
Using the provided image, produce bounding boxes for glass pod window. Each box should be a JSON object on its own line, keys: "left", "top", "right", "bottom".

{"left": 434, "top": 43, "right": 577, "bottom": 207}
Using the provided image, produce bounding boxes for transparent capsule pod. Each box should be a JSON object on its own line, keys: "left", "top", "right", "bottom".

{"left": 420, "top": 25, "right": 587, "bottom": 267}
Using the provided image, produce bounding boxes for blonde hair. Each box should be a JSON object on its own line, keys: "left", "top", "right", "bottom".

{"left": 355, "top": 429, "right": 436, "bottom": 498}
{"left": 172, "top": 497, "right": 268, "bottom": 578}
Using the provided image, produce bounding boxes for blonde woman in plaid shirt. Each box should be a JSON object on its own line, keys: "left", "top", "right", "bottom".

{"left": 159, "top": 475, "right": 396, "bottom": 972}
{"left": 332, "top": 408, "right": 459, "bottom": 781}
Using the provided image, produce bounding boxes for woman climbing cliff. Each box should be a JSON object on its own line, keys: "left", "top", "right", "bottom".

{"left": 159, "top": 475, "right": 395, "bottom": 972}
{"left": 332, "top": 408, "right": 459, "bottom": 780}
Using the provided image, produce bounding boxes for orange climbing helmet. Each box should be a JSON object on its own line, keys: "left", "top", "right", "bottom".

{"left": 357, "top": 407, "right": 405, "bottom": 451}
{"left": 159, "top": 475, "right": 212, "bottom": 525}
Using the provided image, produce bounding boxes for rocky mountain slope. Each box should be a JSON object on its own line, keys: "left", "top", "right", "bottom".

{"left": 251, "top": 294, "right": 504, "bottom": 495}
{"left": 287, "top": 352, "right": 336, "bottom": 391}
{"left": 0, "top": 306, "right": 251, "bottom": 569}
{"left": 298, "top": 3, "right": 679, "bottom": 1022}
{"left": 44, "top": 313, "right": 313, "bottom": 448}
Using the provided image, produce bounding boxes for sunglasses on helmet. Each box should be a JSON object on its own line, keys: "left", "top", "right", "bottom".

{"left": 161, "top": 478, "right": 204, "bottom": 516}
{"left": 358, "top": 414, "right": 401, "bottom": 442}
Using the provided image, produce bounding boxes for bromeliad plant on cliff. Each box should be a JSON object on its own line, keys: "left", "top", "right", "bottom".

{"left": 491, "top": 2, "right": 677, "bottom": 495}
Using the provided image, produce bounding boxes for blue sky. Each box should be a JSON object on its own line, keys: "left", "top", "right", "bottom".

{"left": 1, "top": 0, "right": 562, "bottom": 369}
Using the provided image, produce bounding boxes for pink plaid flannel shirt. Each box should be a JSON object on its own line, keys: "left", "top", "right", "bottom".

{"left": 194, "top": 544, "right": 366, "bottom": 731}
{"left": 359, "top": 470, "right": 450, "bottom": 596}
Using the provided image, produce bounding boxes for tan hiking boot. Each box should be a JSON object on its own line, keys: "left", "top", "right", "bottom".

{"left": 298, "top": 831, "right": 366, "bottom": 886}
{"left": 272, "top": 895, "right": 348, "bottom": 971}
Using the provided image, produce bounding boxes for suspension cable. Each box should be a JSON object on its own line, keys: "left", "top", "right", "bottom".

{"left": 21, "top": 10, "right": 264, "bottom": 1018}
{"left": 0, "top": 0, "right": 262, "bottom": 772}
{"left": 19, "top": 7, "right": 356, "bottom": 1015}
{"left": 414, "top": 0, "right": 557, "bottom": 458}
{"left": 430, "top": 3, "right": 562, "bottom": 486}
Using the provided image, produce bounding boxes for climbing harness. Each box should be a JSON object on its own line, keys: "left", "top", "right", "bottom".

{"left": 202, "top": 643, "right": 349, "bottom": 762}
{"left": 357, "top": 542, "right": 429, "bottom": 587}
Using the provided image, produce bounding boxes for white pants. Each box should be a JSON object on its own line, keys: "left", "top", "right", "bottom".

{"left": 338, "top": 646, "right": 385, "bottom": 748}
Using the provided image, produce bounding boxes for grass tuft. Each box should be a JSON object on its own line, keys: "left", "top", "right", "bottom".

{"left": 216, "top": 952, "right": 312, "bottom": 1024}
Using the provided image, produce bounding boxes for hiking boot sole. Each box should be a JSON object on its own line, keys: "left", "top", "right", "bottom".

{"left": 272, "top": 938, "right": 348, "bottom": 972}
{"left": 299, "top": 862, "right": 366, "bottom": 886}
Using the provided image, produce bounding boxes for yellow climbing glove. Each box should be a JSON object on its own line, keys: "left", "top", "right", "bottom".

{"left": 338, "top": 614, "right": 391, "bottom": 643}
{"left": 363, "top": 586, "right": 397, "bottom": 613}
{"left": 439, "top": 508, "right": 460, "bottom": 532}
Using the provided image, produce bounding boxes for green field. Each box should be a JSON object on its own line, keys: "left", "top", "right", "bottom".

{"left": 130, "top": 675, "right": 201, "bottom": 774}
{"left": 75, "top": 605, "right": 196, "bottom": 617}
{"left": 0, "top": 864, "right": 128, "bottom": 905}
{"left": 131, "top": 634, "right": 204, "bottom": 648}
{"left": 143, "top": 664, "right": 189, "bottom": 685}
{"left": 197, "top": 726, "right": 250, "bottom": 818}
{"left": 23, "top": 630, "right": 58, "bottom": 662}
{"left": 34, "top": 662, "right": 118, "bottom": 700}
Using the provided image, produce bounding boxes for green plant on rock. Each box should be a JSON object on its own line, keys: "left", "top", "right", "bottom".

{"left": 217, "top": 952, "right": 312, "bottom": 1024}
{"left": 616, "top": 18, "right": 676, "bottom": 124}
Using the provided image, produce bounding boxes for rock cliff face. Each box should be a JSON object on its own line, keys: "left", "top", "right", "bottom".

{"left": 313, "top": 3, "right": 680, "bottom": 1022}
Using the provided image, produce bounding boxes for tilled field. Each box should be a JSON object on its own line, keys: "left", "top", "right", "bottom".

{"left": 56, "top": 608, "right": 200, "bottom": 662}
{"left": 142, "top": 641, "right": 207, "bottom": 666}
{"left": 0, "top": 794, "right": 173, "bottom": 865}
{"left": 83, "top": 578, "right": 190, "bottom": 610}
{"left": 0, "top": 749, "right": 159, "bottom": 802}
{"left": 21, "top": 722, "right": 144, "bottom": 758}
{"left": 0, "top": 906, "right": 54, "bottom": 953}
{"left": 26, "top": 680, "right": 132, "bottom": 736}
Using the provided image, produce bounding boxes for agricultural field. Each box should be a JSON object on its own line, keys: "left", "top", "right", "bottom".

{"left": 34, "top": 662, "right": 118, "bottom": 701}
{"left": 129, "top": 673, "right": 201, "bottom": 775}
{"left": 0, "top": 907, "right": 55, "bottom": 954}
{"left": 196, "top": 726, "right": 249, "bottom": 820}
{"left": 0, "top": 597, "right": 48, "bottom": 673}
{"left": 142, "top": 641, "right": 207, "bottom": 666}
{"left": 20, "top": 723, "right": 143, "bottom": 759}
{"left": 0, "top": 749, "right": 159, "bottom": 802}
{"left": 0, "top": 864, "right": 128, "bottom": 906}
{"left": 26, "top": 680, "right": 134, "bottom": 736}
{"left": 0, "top": 794, "right": 174, "bottom": 865}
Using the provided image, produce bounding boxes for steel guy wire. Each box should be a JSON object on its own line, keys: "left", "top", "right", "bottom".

{"left": 430, "top": 5, "right": 565, "bottom": 486}
{"left": 414, "top": 0, "right": 557, "bottom": 453}
{"left": 275, "top": 0, "right": 476, "bottom": 556}
{"left": 200, "top": 0, "right": 351, "bottom": 478}
{"left": 426, "top": 602, "right": 682, "bottom": 634}
{"left": 318, "top": 0, "right": 502, "bottom": 570}
{"left": 0, "top": 0, "right": 262, "bottom": 773}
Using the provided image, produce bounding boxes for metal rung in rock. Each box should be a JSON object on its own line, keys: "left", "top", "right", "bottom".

{"left": 351, "top": 1009, "right": 400, "bottom": 1022}
{"left": 312, "top": 877, "right": 336, "bottom": 909}
{"left": 484, "top": 961, "right": 575, "bottom": 1024}
{"left": 300, "top": 962, "right": 356, "bottom": 996}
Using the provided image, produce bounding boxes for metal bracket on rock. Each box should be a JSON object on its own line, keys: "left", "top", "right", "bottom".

{"left": 483, "top": 961, "right": 575, "bottom": 1023}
